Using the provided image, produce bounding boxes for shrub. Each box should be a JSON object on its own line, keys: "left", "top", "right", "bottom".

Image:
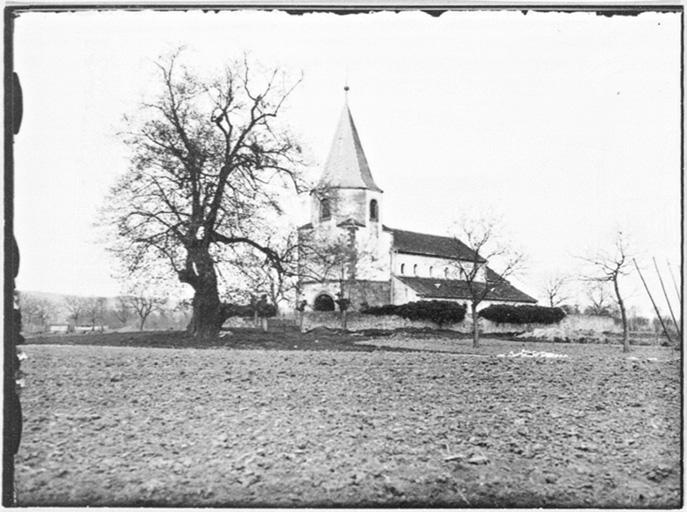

{"left": 478, "top": 304, "right": 565, "bottom": 325}
{"left": 362, "top": 300, "right": 466, "bottom": 326}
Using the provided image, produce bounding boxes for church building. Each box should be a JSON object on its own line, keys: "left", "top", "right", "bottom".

{"left": 297, "top": 90, "right": 536, "bottom": 312}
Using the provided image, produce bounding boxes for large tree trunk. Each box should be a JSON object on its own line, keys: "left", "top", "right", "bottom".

{"left": 471, "top": 302, "right": 480, "bottom": 348}
{"left": 613, "top": 277, "right": 630, "bottom": 352}
{"left": 181, "top": 246, "right": 226, "bottom": 339}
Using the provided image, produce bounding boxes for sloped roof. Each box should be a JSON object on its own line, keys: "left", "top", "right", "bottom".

{"left": 317, "top": 102, "right": 382, "bottom": 192}
{"left": 385, "top": 226, "right": 486, "bottom": 262}
{"left": 396, "top": 275, "right": 537, "bottom": 303}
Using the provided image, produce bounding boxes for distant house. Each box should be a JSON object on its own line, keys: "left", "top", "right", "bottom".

{"left": 298, "top": 91, "right": 536, "bottom": 312}
{"left": 48, "top": 324, "right": 69, "bottom": 334}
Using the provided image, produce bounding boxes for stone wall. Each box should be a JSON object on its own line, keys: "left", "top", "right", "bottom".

{"left": 560, "top": 314, "right": 617, "bottom": 333}
{"left": 301, "top": 312, "right": 618, "bottom": 335}
{"left": 347, "top": 281, "right": 391, "bottom": 310}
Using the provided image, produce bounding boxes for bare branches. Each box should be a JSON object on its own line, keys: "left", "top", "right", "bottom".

{"left": 543, "top": 275, "right": 568, "bottom": 308}
{"left": 125, "top": 294, "right": 167, "bottom": 331}
{"left": 449, "top": 218, "right": 524, "bottom": 306}
{"left": 581, "top": 230, "right": 633, "bottom": 352}
{"left": 446, "top": 216, "right": 525, "bottom": 348}
{"left": 101, "top": 50, "right": 304, "bottom": 335}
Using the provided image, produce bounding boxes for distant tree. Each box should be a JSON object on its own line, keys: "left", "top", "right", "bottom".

{"left": 174, "top": 299, "right": 193, "bottom": 330}
{"left": 84, "top": 297, "right": 107, "bottom": 331}
{"left": 17, "top": 293, "right": 54, "bottom": 331}
{"left": 584, "top": 282, "right": 612, "bottom": 316}
{"left": 126, "top": 294, "right": 167, "bottom": 331}
{"left": 448, "top": 216, "right": 524, "bottom": 348}
{"left": 629, "top": 314, "right": 650, "bottom": 331}
{"left": 560, "top": 303, "right": 581, "bottom": 315}
{"left": 64, "top": 296, "right": 90, "bottom": 328}
{"left": 101, "top": 50, "right": 304, "bottom": 339}
{"left": 113, "top": 297, "right": 132, "bottom": 326}
{"left": 542, "top": 275, "right": 568, "bottom": 307}
{"left": 583, "top": 231, "right": 632, "bottom": 352}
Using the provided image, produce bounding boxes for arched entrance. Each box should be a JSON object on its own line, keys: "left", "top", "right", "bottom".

{"left": 314, "top": 294, "right": 335, "bottom": 311}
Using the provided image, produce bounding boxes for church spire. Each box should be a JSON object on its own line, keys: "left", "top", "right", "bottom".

{"left": 317, "top": 89, "right": 382, "bottom": 192}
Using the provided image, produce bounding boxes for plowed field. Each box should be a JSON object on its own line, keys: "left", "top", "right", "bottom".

{"left": 15, "top": 337, "right": 681, "bottom": 507}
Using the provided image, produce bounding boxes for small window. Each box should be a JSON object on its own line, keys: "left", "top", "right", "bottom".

{"left": 320, "top": 198, "right": 331, "bottom": 220}
{"left": 429, "top": 266, "right": 434, "bottom": 277}
{"left": 400, "top": 263, "right": 405, "bottom": 275}
{"left": 413, "top": 264, "right": 418, "bottom": 276}
{"left": 369, "top": 199, "right": 379, "bottom": 221}
{"left": 444, "top": 267, "right": 449, "bottom": 278}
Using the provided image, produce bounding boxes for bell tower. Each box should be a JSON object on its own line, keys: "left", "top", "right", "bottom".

{"left": 310, "top": 86, "right": 383, "bottom": 231}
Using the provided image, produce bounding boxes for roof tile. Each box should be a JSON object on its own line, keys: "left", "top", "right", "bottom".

{"left": 395, "top": 275, "right": 537, "bottom": 303}
{"left": 386, "top": 226, "right": 485, "bottom": 262}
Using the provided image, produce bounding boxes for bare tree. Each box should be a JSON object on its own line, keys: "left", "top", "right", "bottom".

{"left": 64, "top": 296, "right": 90, "bottom": 329}
{"left": 583, "top": 231, "right": 632, "bottom": 352}
{"left": 222, "top": 229, "right": 300, "bottom": 313}
{"left": 17, "top": 293, "right": 54, "bottom": 331}
{"left": 101, "top": 50, "right": 304, "bottom": 339}
{"left": 584, "top": 282, "right": 611, "bottom": 316}
{"left": 543, "top": 275, "right": 568, "bottom": 307}
{"left": 126, "top": 294, "right": 167, "bottom": 331}
{"left": 114, "top": 297, "right": 132, "bottom": 326}
{"left": 448, "top": 217, "right": 524, "bottom": 348}
{"left": 84, "top": 297, "right": 107, "bottom": 331}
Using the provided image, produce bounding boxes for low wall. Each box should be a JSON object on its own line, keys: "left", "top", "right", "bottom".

{"left": 222, "top": 317, "right": 258, "bottom": 329}
{"left": 301, "top": 312, "right": 619, "bottom": 335}
{"left": 559, "top": 314, "right": 617, "bottom": 333}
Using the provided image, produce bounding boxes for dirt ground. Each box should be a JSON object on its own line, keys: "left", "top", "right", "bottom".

{"left": 14, "top": 332, "right": 682, "bottom": 507}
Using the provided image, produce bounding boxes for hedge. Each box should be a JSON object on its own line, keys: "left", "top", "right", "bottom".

{"left": 362, "top": 300, "right": 467, "bottom": 326}
{"left": 478, "top": 304, "right": 565, "bottom": 325}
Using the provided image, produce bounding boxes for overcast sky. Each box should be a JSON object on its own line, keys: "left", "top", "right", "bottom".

{"left": 13, "top": 8, "right": 681, "bottom": 316}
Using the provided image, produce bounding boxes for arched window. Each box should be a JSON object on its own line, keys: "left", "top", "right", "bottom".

{"left": 429, "top": 266, "right": 434, "bottom": 277}
{"left": 320, "top": 198, "right": 331, "bottom": 220}
{"left": 413, "top": 264, "right": 418, "bottom": 276}
{"left": 444, "top": 267, "right": 449, "bottom": 279}
{"left": 400, "top": 263, "right": 405, "bottom": 275}
{"left": 314, "top": 294, "right": 335, "bottom": 311}
{"left": 369, "top": 199, "right": 379, "bottom": 222}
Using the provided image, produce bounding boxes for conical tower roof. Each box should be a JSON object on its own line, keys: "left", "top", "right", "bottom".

{"left": 317, "top": 98, "right": 382, "bottom": 192}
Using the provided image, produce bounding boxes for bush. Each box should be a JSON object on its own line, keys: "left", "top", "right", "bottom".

{"left": 478, "top": 304, "right": 565, "bottom": 325}
{"left": 362, "top": 300, "right": 466, "bottom": 326}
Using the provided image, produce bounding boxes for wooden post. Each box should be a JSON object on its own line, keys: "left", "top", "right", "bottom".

{"left": 653, "top": 257, "right": 681, "bottom": 340}
{"left": 633, "top": 258, "right": 673, "bottom": 345}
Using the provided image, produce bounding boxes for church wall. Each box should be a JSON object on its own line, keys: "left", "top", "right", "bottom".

{"left": 300, "top": 280, "right": 391, "bottom": 312}
{"left": 300, "top": 282, "right": 339, "bottom": 310}
{"left": 347, "top": 281, "right": 391, "bottom": 310}
{"left": 391, "top": 252, "right": 485, "bottom": 281}
{"left": 311, "top": 189, "right": 367, "bottom": 226}
{"left": 354, "top": 228, "right": 392, "bottom": 281}
{"left": 311, "top": 189, "right": 384, "bottom": 228}
{"left": 390, "top": 276, "right": 421, "bottom": 304}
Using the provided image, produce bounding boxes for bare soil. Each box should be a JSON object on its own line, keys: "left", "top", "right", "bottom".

{"left": 15, "top": 331, "right": 682, "bottom": 507}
